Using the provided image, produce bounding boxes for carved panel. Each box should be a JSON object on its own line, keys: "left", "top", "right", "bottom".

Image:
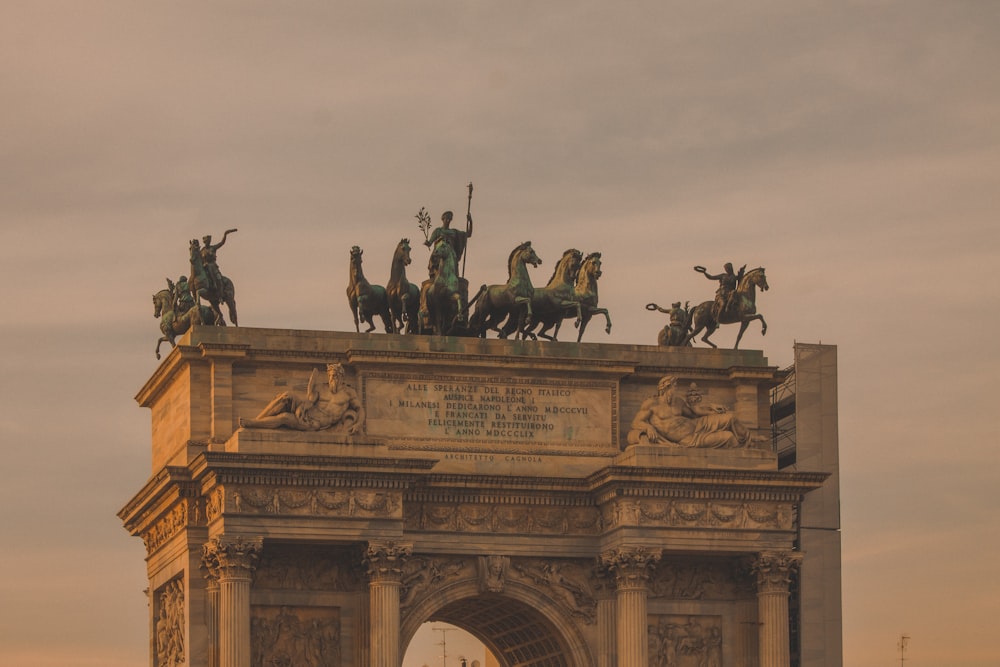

{"left": 404, "top": 502, "right": 600, "bottom": 535}
{"left": 228, "top": 486, "right": 401, "bottom": 519}
{"left": 250, "top": 605, "right": 341, "bottom": 667}
{"left": 143, "top": 502, "right": 194, "bottom": 555}
{"left": 647, "top": 615, "right": 722, "bottom": 667}
{"left": 649, "top": 559, "right": 737, "bottom": 601}
{"left": 603, "top": 500, "right": 792, "bottom": 531}
{"left": 509, "top": 558, "right": 597, "bottom": 624}
{"left": 400, "top": 556, "right": 467, "bottom": 611}
{"left": 154, "top": 578, "right": 185, "bottom": 667}
{"left": 255, "top": 546, "right": 362, "bottom": 592}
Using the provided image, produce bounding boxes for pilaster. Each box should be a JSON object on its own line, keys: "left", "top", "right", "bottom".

{"left": 752, "top": 551, "right": 802, "bottom": 667}
{"left": 599, "top": 546, "right": 661, "bottom": 667}
{"left": 364, "top": 540, "right": 412, "bottom": 667}
{"left": 201, "top": 536, "right": 262, "bottom": 667}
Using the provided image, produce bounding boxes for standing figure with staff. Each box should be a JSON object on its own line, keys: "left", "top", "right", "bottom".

{"left": 417, "top": 183, "right": 475, "bottom": 334}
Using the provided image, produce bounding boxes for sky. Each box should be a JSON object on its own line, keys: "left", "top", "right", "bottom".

{"left": 1, "top": 1, "right": 998, "bottom": 666}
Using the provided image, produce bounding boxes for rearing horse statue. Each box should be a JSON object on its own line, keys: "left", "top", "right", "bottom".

{"left": 507, "top": 248, "right": 583, "bottom": 340}
{"left": 152, "top": 288, "right": 217, "bottom": 359}
{"left": 386, "top": 238, "right": 420, "bottom": 334}
{"left": 419, "top": 239, "right": 467, "bottom": 336}
{"left": 188, "top": 239, "right": 237, "bottom": 325}
{"left": 685, "top": 266, "right": 769, "bottom": 349}
{"left": 469, "top": 241, "right": 543, "bottom": 339}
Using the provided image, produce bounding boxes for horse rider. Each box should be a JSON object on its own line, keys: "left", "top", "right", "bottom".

{"left": 424, "top": 210, "right": 472, "bottom": 275}
{"left": 694, "top": 263, "right": 745, "bottom": 319}
{"left": 200, "top": 228, "right": 238, "bottom": 295}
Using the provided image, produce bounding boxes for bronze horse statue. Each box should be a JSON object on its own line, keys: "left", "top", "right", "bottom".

{"left": 505, "top": 248, "right": 583, "bottom": 340}
{"left": 469, "top": 241, "right": 543, "bottom": 339}
{"left": 152, "top": 288, "right": 217, "bottom": 360}
{"left": 386, "top": 238, "right": 420, "bottom": 334}
{"left": 347, "top": 245, "right": 392, "bottom": 333}
{"left": 419, "top": 239, "right": 470, "bottom": 336}
{"left": 188, "top": 238, "right": 237, "bottom": 326}
{"left": 685, "top": 266, "right": 769, "bottom": 349}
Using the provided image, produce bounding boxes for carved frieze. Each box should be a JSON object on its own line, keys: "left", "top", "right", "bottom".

{"left": 143, "top": 499, "right": 205, "bottom": 555}
{"left": 399, "top": 556, "right": 467, "bottom": 610}
{"left": 227, "top": 486, "right": 401, "bottom": 519}
{"left": 648, "top": 559, "right": 737, "bottom": 601}
{"left": 255, "top": 547, "right": 361, "bottom": 592}
{"left": 509, "top": 558, "right": 597, "bottom": 624}
{"left": 250, "top": 605, "right": 341, "bottom": 667}
{"left": 648, "top": 614, "right": 722, "bottom": 667}
{"left": 602, "top": 500, "right": 792, "bottom": 531}
{"left": 404, "top": 502, "right": 600, "bottom": 535}
{"left": 154, "top": 579, "right": 185, "bottom": 667}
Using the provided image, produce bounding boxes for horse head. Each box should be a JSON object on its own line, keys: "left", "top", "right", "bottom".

{"left": 396, "top": 238, "right": 412, "bottom": 266}
{"left": 431, "top": 238, "right": 458, "bottom": 277}
{"left": 580, "top": 252, "right": 603, "bottom": 283}
{"left": 741, "top": 267, "right": 768, "bottom": 293}
{"left": 510, "top": 241, "right": 542, "bottom": 277}
{"left": 544, "top": 248, "right": 582, "bottom": 288}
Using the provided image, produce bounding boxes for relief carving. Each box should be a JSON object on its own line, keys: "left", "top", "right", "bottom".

{"left": 404, "top": 502, "right": 599, "bottom": 535}
{"left": 250, "top": 605, "right": 341, "bottom": 667}
{"left": 750, "top": 551, "right": 803, "bottom": 594}
{"left": 155, "top": 579, "right": 185, "bottom": 667}
{"left": 240, "top": 363, "right": 364, "bottom": 434}
{"left": 602, "top": 500, "right": 792, "bottom": 531}
{"left": 255, "top": 548, "right": 359, "bottom": 592}
{"left": 626, "top": 376, "right": 751, "bottom": 448}
{"left": 648, "top": 615, "right": 722, "bottom": 667}
{"left": 510, "top": 558, "right": 597, "bottom": 624}
{"left": 229, "top": 487, "right": 400, "bottom": 519}
{"left": 478, "top": 555, "right": 509, "bottom": 593}
{"left": 400, "top": 556, "right": 466, "bottom": 609}
{"left": 143, "top": 502, "right": 190, "bottom": 555}
{"left": 364, "top": 541, "right": 412, "bottom": 583}
{"left": 648, "top": 559, "right": 736, "bottom": 600}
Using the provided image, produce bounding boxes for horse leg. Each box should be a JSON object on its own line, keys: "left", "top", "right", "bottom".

{"left": 226, "top": 297, "right": 238, "bottom": 326}
{"left": 155, "top": 335, "right": 174, "bottom": 360}
{"left": 734, "top": 321, "right": 751, "bottom": 350}
{"left": 576, "top": 312, "right": 593, "bottom": 343}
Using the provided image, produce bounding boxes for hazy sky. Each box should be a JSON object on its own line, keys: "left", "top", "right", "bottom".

{"left": 1, "top": 2, "right": 998, "bottom": 666}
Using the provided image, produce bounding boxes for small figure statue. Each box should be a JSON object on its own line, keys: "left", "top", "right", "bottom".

{"left": 424, "top": 210, "right": 473, "bottom": 271}
{"left": 168, "top": 275, "right": 195, "bottom": 314}
{"left": 647, "top": 301, "right": 691, "bottom": 347}
{"left": 200, "top": 228, "right": 238, "bottom": 296}
{"left": 240, "top": 363, "right": 365, "bottom": 433}
{"left": 694, "top": 263, "right": 744, "bottom": 320}
{"left": 626, "top": 376, "right": 750, "bottom": 448}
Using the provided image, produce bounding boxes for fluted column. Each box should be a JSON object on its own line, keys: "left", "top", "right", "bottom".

{"left": 599, "top": 546, "right": 661, "bottom": 667}
{"left": 752, "top": 551, "right": 802, "bottom": 667}
{"left": 364, "top": 541, "right": 412, "bottom": 667}
{"left": 200, "top": 565, "right": 220, "bottom": 667}
{"left": 592, "top": 569, "right": 617, "bottom": 667}
{"left": 202, "top": 537, "right": 262, "bottom": 667}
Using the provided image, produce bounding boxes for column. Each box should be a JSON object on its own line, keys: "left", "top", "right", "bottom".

{"left": 202, "top": 536, "right": 262, "bottom": 667}
{"left": 364, "top": 540, "right": 412, "bottom": 667}
{"left": 201, "top": 570, "right": 220, "bottom": 667}
{"left": 599, "top": 546, "right": 661, "bottom": 667}
{"left": 592, "top": 570, "right": 617, "bottom": 667}
{"left": 752, "top": 551, "right": 802, "bottom": 667}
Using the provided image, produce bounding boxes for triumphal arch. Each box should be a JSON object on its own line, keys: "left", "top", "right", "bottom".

{"left": 121, "top": 323, "right": 830, "bottom": 667}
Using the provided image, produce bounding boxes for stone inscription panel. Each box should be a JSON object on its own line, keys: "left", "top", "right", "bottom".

{"left": 364, "top": 372, "right": 616, "bottom": 447}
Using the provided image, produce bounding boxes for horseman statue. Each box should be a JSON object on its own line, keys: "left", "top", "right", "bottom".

{"left": 694, "top": 262, "right": 744, "bottom": 321}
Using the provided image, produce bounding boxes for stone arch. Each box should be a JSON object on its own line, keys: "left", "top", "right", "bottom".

{"left": 402, "top": 575, "right": 595, "bottom": 667}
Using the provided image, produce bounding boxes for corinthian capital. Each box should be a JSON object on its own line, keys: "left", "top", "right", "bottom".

{"left": 598, "top": 546, "right": 662, "bottom": 590}
{"left": 363, "top": 540, "right": 413, "bottom": 583}
{"left": 750, "top": 551, "right": 803, "bottom": 594}
{"left": 201, "top": 536, "right": 263, "bottom": 582}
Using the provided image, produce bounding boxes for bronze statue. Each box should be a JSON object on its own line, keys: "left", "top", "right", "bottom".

{"left": 503, "top": 248, "right": 583, "bottom": 340}
{"left": 686, "top": 266, "right": 769, "bottom": 349}
{"left": 421, "top": 182, "right": 475, "bottom": 277}
{"left": 239, "top": 364, "right": 364, "bottom": 433}
{"left": 694, "top": 263, "right": 744, "bottom": 321}
{"left": 347, "top": 245, "right": 392, "bottom": 333}
{"left": 468, "top": 241, "right": 542, "bottom": 338}
{"left": 647, "top": 301, "right": 692, "bottom": 347}
{"left": 152, "top": 282, "right": 218, "bottom": 359}
{"left": 418, "top": 239, "right": 469, "bottom": 336}
{"left": 189, "top": 236, "right": 238, "bottom": 326}
{"left": 386, "top": 238, "right": 419, "bottom": 334}
{"left": 626, "top": 376, "right": 751, "bottom": 448}
{"left": 515, "top": 250, "right": 611, "bottom": 343}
